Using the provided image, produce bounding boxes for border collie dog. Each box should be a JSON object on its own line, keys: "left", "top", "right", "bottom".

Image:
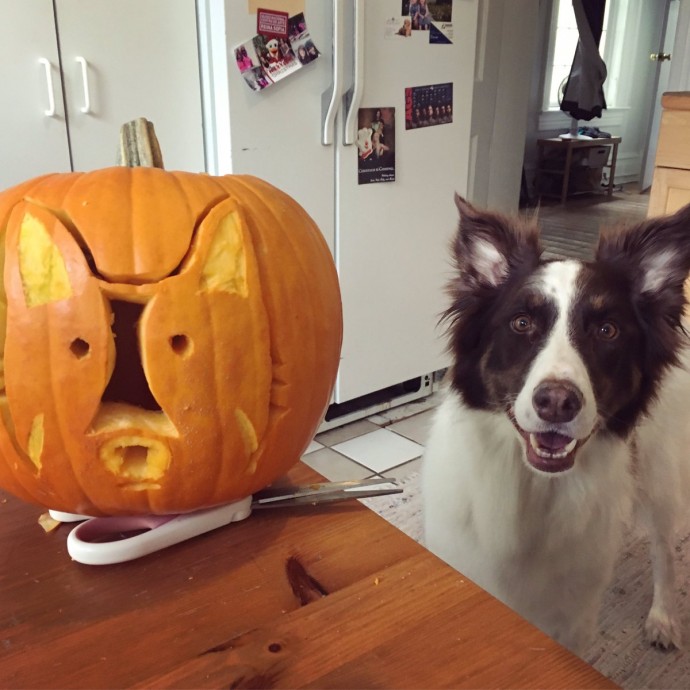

{"left": 423, "top": 195, "right": 690, "bottom": 655}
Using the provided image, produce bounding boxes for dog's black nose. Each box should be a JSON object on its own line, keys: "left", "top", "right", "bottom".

{"left": 532, "top": 381, "right": 583, "bottom": 423}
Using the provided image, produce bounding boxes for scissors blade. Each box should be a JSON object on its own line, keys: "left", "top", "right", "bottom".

{"left": 251, "top": 478, "right": 401, "bottom": 508}
{"left": 64, "top": 478, "right": 403, "bottom": 565}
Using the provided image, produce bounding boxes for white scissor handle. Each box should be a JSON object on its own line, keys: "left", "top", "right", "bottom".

{"left": 38, "top": 58, "right": 55, "bottom": 117}
{"left": 75, "top": 56, "right": 91, "bottom": 113}
{"left": 66, "top": 496, "right": 252, "bottom": 565}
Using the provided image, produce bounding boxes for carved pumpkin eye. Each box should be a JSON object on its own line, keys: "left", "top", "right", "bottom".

{"left": 70, "top": 338, "right": 90, "bottom": 359}
{"left": 510, "top": 314, "right": 533, "bottom": 334}
{"left": 169, "top": 334, "right": 191, "bottom": 357}
{"left": 597, "top": 322, "right": 619, "bottom": 341}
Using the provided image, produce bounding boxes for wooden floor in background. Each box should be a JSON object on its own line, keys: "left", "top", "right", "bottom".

{"left": 529, "top": 184, "right": 650, "bottom": 261}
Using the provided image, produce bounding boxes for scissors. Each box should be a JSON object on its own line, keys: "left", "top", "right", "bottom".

{"left": 50, "top": 478, "right": 401, "bottom": 566}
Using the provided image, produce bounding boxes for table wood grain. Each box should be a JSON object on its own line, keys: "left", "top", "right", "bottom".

{"left": 0, "top": 462, "right": 617, "bottom": 689}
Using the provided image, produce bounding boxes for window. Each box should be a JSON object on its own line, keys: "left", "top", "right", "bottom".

{"left": 543, "top": 0, "right": 617, "bottom": 111}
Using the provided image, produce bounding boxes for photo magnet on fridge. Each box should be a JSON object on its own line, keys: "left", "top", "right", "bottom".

{"left": 401, "top": 0, "right": 452, "bottom": 35}
{"left": 257, "top": 8, "right": 289, "bottom": 38}
{"left": 384, "top": 16, "right": 413, "bottom": 38}
{"left": 405, "top": 83, "right": 453, "bottom": 130}
{"left": 234, "top": 11, "right": 320, "bottom": 91}
{"left": 357, "top": 108, "right": 395, "bottom": 185}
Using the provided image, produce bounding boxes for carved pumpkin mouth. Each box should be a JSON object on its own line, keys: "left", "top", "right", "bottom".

{"left": 90, "top": 404, "right": 177, "bottom": 488}
{"left": 99, "top": 434, "right": 171, "bottom": 486}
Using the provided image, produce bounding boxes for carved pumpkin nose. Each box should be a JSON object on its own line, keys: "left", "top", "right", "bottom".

{"left": 532, "top": 381, "right": 583, "bottom": 423}
{"left": 102, "top": 300, "right": 160, "bottom": 411}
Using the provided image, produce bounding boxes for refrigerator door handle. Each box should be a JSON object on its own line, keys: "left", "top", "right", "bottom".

{"left": 343, "top": 0, "right": 365, "bottom": 145}
{"left": 321, "top": 0, "right": 346, "bottom": 145}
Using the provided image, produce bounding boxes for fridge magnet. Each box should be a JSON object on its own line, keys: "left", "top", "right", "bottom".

{"left": 290, "top": 12, "right": 321, "bottom": 64}
{"left": 235, "top": 41, "right": 272, "bottom": 91}
{"left": 384, "top": 16, "right": 412, "bottom": 38}
{"left": 357, "top": 107, "right": 395, "bottom": 185}
{"left": 401, "top": 0, "right": 453, "bottom": 42}
{"left": 252, "top": 33, "right": 300, "bottom": 82}
{"left": 401, "top": 0, "right": 432, "bottom": 31}
{"left": 429, "top": 21, "right": 453, "bottom": 44}
{"left": 234, "top": 12, "right": 320, "bottom": 91}
{"left": 257, "top": 8, "right": 289, "bottom": 38}
{"left": 248, "top": 0, "right": 304, "bottom": 16}
{"left": 405, "top": 83, "right": 453, "bottom": 130}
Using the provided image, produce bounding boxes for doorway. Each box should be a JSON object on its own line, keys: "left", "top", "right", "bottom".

{"left": 523, "top": 0, "right": 675, "bottom": 222}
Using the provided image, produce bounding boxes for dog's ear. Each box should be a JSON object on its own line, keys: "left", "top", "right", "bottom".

{"left": 596, "top": 203, "right": 690, "bottom": 304}
{"left": 452, "top": 194, "right": 541, "bottom": 290}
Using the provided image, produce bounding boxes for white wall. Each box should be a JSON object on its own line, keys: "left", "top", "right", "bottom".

{"left": 469, "top": 0, "right": 540, "bottom": 213}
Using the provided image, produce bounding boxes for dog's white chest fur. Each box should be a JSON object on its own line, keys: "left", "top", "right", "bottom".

{"left": 422, "top": 393, "right": 634, "bottom": 652}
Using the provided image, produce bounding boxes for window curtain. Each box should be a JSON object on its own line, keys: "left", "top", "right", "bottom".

{"left": 560, "top": 0, "right": 607, "bottom": 121}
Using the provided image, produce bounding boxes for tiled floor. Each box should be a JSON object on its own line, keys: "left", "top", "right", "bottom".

{"left": 301, "top": 393, "right": 440, "bottom": 482}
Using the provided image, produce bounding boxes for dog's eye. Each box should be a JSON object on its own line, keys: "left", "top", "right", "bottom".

{"left": 510, "top": 314, "right": 533, "bottom": 333}
{"left": 597, "top": 322, "right": 619, "bottom": 341}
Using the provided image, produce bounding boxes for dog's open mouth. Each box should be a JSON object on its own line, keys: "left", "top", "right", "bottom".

{"left": 525, "top": 430, "right": 577, "bottom": 473}
{"left": 508, "top": 414, "right": 581, "bottom": 473}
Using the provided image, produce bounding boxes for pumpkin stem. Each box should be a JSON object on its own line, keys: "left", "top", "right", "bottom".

{"left": 117, "top": 118, "right": 165, "bottom": 169}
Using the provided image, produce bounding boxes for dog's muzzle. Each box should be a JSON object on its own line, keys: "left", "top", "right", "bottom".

{"left": 509, "top": 380, "right": 590, "bottom": 474}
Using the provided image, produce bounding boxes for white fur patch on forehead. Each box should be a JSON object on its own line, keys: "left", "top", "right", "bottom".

{"left": 533, "top": 260, "right": 582, "bottom": 315}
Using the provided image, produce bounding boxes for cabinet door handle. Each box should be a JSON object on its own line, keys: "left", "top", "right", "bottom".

{"left": 75, "top": 56, "right": 91, "bottom": 113}
{"left": 38, "top": 58, "right": 56, "bottom": 117}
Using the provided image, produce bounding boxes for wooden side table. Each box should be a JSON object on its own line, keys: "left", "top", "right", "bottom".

{"left": 536, "top": 136, "right": 621, "bottom": 204}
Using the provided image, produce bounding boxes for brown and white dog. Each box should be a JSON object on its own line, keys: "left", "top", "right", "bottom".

{"left": 423, "top": 196, "right": 690, "bottom": 654}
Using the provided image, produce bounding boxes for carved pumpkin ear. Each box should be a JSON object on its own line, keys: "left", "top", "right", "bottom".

{"left": 199, "top": 203, "right": 250, "bottom": 297}
{"left": 18, "top": 212, "right": 72, "bottom": 307}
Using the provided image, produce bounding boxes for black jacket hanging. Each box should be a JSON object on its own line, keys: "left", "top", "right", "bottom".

{"left": 560, "top": 0, "right": 607, "bottom": 121}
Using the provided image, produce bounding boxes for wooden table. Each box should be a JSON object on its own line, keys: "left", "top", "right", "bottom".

{"left": 536, "top": 136, "right": 622, "bottom": 204}
{"left": 0, "top": 462, "right": 617, "bottom": 689}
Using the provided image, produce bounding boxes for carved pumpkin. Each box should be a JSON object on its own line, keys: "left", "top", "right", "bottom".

{"left": 0, "top": 168, "right": 342, "bottom": 516}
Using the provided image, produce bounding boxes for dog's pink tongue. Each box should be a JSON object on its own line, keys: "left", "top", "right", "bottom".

{"left": 535, "top": 431, "right": 572, "bottom": 450}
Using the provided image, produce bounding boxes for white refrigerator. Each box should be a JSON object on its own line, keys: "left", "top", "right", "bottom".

{"left": 198, "top": 0, "right": 478, "bottom": 408}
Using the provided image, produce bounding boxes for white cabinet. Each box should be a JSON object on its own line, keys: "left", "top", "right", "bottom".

{"left": 0, "top": 0, "right": 71, "bottom": 187}
{"left": 0, "top": 0, "right": 205, "bottom": 191}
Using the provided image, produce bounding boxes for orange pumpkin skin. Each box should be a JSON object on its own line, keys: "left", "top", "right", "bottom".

{"left": 0, "top": 168, "right": 342, "bottom": 515}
